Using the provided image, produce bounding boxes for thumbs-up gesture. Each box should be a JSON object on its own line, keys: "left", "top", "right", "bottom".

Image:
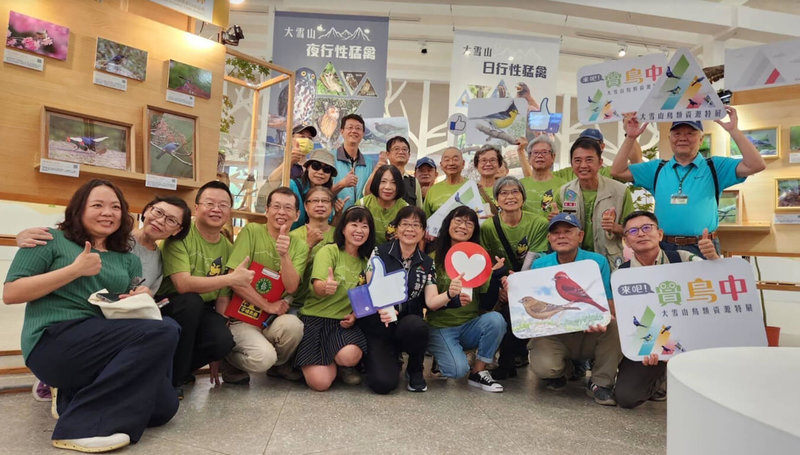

{"left": 341, "top": 169, "right": 358, "bottom": 188}
{"left": 698, "top": 228, "right": 719, "bottom": 260}
{"left": 72, "top": 241, "right": 102, "bottom": 276}
{"left": 334, "top": 196, "right": 350, "bottom": 214}
{"left": 290, "top": 138, "right": 305, "bottom": 164}
{"left": 601, "top": 207, "right": 617, "bottom": 234}
{"left": 366, "top": 256, "right": 407, "bottom": 310}
{"left": 307, "top": 227, "right": 324, "bottom": 249}
{"left": 230, "top": 256, "right": 255, "bottom": 287}
{"left": 547, "top": 203, "right": 559, "bottom": 221}
{"left": 378, "top": 150, "right": 388, "bottom": 166}
{"left": 324, "top": 267, "right": 339, "bottom": 295}
{"left": 449, "top": 272, "right": 464, "bottom": 300}
{"left": 276, "top": 224, "right": 290, "bottom": 257}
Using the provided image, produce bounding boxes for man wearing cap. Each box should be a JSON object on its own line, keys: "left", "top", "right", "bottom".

{"left": 260, "top": 124, "right": 318, "bottom": 212}
{"left": 526, "top": 212, "right": 622, "bottom": 406}
{"left": 611, "top": 106, "right": 766, "bottom": 257}
{"left": 362, "top": 136, "right": 423, "bottom": 207}
{"left": 414, "top": 156, "right": 438, "bottom": 202}
{"left": 332, "top": 114, "right": 371, "bottom": 211}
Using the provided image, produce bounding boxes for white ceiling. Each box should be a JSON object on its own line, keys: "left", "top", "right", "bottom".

{"left": 228, "top": 0, "right": 800, "bottom": 95}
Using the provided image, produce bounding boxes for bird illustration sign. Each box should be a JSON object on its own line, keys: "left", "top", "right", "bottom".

{"left": 465, "top": 97, "right": 528, "bottom": 146}
{"left": 508, "top": 260, "right": 611, "bottom": 338}
{"left": 444, "top": 242, "right": 492, "bottom": 295}
{"left": 612, "top": 258, "right": 766, "bottom": 361}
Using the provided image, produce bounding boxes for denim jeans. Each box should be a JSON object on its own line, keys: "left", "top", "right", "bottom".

{"left": 427, "top": 312, "right": 506, "bottom": 379}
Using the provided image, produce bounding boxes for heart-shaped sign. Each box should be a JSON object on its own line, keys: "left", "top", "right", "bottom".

{"left": 444, "top": 241, "right": 492, "bottom": 288}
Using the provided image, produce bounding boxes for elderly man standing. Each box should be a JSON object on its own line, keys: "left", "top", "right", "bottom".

{"left": 423, "top": 146, "right": 468, "bottom": 218}
{"left": 611, "top": 106, "right": 766, "bottom": 257}
{"left": 519, "top": 135, "right": 568, "bottom": 219}
{"left": 414, "top": 157, "right": 438, "bottom": 202}
{"left": 614, "top": 210, "right": 718, "bottom": 408}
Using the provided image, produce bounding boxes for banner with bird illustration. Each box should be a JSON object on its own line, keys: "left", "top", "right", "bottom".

{"left": 611, "top": 258, "right": 766, "bottom": 361}
{"left": 508, "top": 260, "right": 611, "bottom": 338}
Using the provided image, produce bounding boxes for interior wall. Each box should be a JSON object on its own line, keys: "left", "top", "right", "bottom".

{"left": 0, "top": 0, "right": 226, "bottom": 212}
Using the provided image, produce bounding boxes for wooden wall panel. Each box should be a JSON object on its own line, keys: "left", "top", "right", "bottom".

{"left": 0, "top": 0, "right": 225, "bottom": 211}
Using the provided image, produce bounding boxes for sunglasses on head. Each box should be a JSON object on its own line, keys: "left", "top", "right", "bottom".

{"left": 309, "top": 161, "right": 334, "bottom": 174}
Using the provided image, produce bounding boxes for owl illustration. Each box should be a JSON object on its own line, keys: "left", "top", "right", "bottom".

{"left": 277, "top": 67, "right": 317, "bottom": 143}
{"left": 316, "top": 103, "right": 341, "bottom": 143}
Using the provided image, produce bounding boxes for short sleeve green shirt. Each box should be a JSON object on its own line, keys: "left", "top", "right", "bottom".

{"left": 423, "top": 180, "right": 465, "bottom": 218}
{"left": 358, "top": 194, "right": 408, "bottom": 245}
{"left": 289, "top": 225, "right": 335, "bottom": 309}
{"left": 479, "top": 214, "right": 549, "bottom": 270}
{"left": 300, "top": 244, "right": 367, "bottom": 319}
{"left": 520, "top": 175, "right": 568, "bottom": 218}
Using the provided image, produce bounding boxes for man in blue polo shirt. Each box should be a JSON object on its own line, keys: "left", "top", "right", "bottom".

{"left": 331, "top": 113, "right": 372, "bottom": 210}
{"left": 610, "top": 106, "right": 766, "bottom": 257}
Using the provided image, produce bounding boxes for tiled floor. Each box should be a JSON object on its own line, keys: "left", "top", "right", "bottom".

{"left": 0, "top": 363, "right": 666, "bottom": 454}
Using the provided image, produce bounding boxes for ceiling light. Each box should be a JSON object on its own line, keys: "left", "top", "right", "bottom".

{"left": 230, "top": 0, "right": 245, "bottom": 5}
{"left": 618, "top": 42, "right": 628, "bottom": 58}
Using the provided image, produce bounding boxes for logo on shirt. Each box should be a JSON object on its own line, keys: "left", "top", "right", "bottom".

{"left": 208, "top": 257, "right": 223, "bottom": 277}
{"left": 541, "top": 189, "right": 554, "bottom": 212}
{"left": 517, "top": 236, "right": 529, "bottom": 262}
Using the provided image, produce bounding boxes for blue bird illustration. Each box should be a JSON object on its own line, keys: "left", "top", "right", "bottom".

{"left": 642, "top": 334, "right": 653, "bottom": 341}
{"left": 661, "top": 325, "right": 671, "bottom": 334}
{"left": 110, "top": 54, "right": 126, "bottom": 64}
{"left": 691, "top": 76, "right": 705, "bottom": 86}
{"left": 151, "top": 141, "right": 192, "bottom": 166}
{"left": 67, "top": 136, "right": 108, "bottom": 152}
{"left": 675, "top": 342, "right": 685, "bottom": 352}
{"left": 587, "top": 96, "right": 595, "bottom": 104}
{"left": 688, "top": 99, "right": 699, "bottom": 107}
{"left": 661, "top": 345, "right": 673, "bottom": 354}
{"left": 666, "top": 66, "right": 680, "bottom": 79}
{"left": 633, "top": 316, "right": 648, "bottom": 328}
{"left": 667, "top": 86, "right": 681, "bottom": 95}
{"left": 454, "top": 192, "right": 462, "bottom": 204}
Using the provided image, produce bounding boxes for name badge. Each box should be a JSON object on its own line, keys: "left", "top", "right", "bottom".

{"left": 670, "top": 193, "right": 689, "bottom": 205}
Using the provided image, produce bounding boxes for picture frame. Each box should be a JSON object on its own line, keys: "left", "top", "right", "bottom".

{"left": 145, "top": 106, "right": 198, "bottom": 181}
{"left": 775, "top": 178, "right": 800, "bottom": 211}
{"left": 729, "top": 127, "right": 780, "bottom": 159}
{"left": 7, "top": 11, "right": 70, "bottom": 61}
{"left": 42, "top": 107, "right": 133, "bottom": 171}
{"left": 790, "top": 126, "right": 800, "bottom": 154}
{"left": 718, "top": 189, "right": 740, "bottom": 224}
{"left": 95, "top": 37, "right": 148, "bottom": 81}
{"left": 167, "top": 60, "right": 212, "bottom": 99}
{"left": 699, "top": 133, "right": 712, "bottom": 158}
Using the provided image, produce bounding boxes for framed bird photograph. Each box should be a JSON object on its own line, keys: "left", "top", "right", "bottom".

{"left": 167, "top": 60, "right": 212, "bottom": 99}
{"left": 718, "top": 189, "right": 740, "bottom": 224}
{"left": 145, "top": 106, "right": 198, "bottom": 181}
{"left": 6, "top": 11, "right": 70, "bottom": 61}
{"left": 95, "top": 37, "right": 147, "bottom": 81}
{"left": 729, "top": 127, "right": 779, "bottom": 159}
{"left": 775, "top": 178, "right": 800, "bottom": 212}
{"left": 43, "top": 107, "right": 132, "bottom": 171}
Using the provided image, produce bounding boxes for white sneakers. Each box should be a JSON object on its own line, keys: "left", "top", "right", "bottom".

{"left": 52, "top": 433, "right": 130, "bottom": 453}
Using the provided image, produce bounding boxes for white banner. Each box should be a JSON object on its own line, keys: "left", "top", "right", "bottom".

{"left": 449, "top": 31, "right": 559, "bottom": 149}
{"left": 612, "top": 258, "right": 766, "bottom": 361}
{"left": 576, "top": 54, "right": 667, "bottom": 125}
{"left": 726, "top": 38, "right": 800, "bottom": 92}
{"left": 149, "top": 0, "right": 215, "bottom": 23}
{"left": 425, "top": 180, "right": 486, "bottom": 238}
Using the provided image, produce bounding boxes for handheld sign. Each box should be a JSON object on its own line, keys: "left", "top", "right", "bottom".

{"left": 508, "top": 260, "right": 611, "bottom": 338}
{"left": 349, "top": 256, "right": 408, "bottom": 320}
{"left": 444, "top": 241, "right": 492, "bottom": 297}
{"left": 612, "top": 257, "right": 766, "bottom": 361}
{"left": 226, "top": 261, "right": 283, "bottom": 327}
{"left": 426, "top": 180, "right": 487, "bottom": 237}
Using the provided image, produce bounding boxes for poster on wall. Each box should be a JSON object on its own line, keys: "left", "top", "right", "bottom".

{"left": 149, "top": 0, "right": 215, "bottom": 24}
{"left": 448, "top": 30, "right": 559, "bottom": 151}
{"left": 725, "top": 38, "right": 800, "bottom": 92}
{"left": 576, "top": 53, "right": 668, "bottom": 125}
{"left": 6, "top": 11, "right": 69, "bottom": 61}
{"left": 269, "top": 10, "right": 389, "bottom": 165}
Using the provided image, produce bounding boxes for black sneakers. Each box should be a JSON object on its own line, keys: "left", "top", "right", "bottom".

{"left": 468, "top": 370, "right": 504, "bottom": 392}
{"left": 542, "top": 376, "right": 567, "bottom": 391}
{"left": 586, "top": 381, "right": 617, "bottom": 406}
{"left": 406, "top": 370, "right": 428, "bottom": 392}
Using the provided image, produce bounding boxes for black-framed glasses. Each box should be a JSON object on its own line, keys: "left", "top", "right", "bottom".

{"left": 624, "top": 223, "right": 657, "bottom": 237}
{"left": 309, "top": 161, "right": 334, "bottom": 174}
{"left": 149, "top": 206, "right": 181, "bottom": 228}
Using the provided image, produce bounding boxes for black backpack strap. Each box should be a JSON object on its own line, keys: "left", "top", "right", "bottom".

{"left": 618, "top": 260, "right": 631, "bottom": 269}
{"left": 493, "top": 215, "right": 521, "bottom": 271}
{"left": 652, "top": 159, "right": 668, "bottom": 195}
{"left": 706, "top": 157, "right": 719, "bottom": 204}
{"left": 664, "top": 249, "right": 683, "bottom": 263}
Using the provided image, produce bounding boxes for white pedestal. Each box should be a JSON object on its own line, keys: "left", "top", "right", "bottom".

{"left": 667, "top": 347, "right": 800, "bottom": 454}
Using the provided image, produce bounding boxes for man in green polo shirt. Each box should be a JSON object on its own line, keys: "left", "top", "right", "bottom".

{"left": 226, "top": 187, "right": 307, "bottom": 383}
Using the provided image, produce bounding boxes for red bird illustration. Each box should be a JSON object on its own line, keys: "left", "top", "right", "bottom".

{"left": 553, "top": 271, "right": 607, "bottom": 312}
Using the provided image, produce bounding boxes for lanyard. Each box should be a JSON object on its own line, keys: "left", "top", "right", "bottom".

{"left": 672, "top": 165, "right": 694, "bottom": 194}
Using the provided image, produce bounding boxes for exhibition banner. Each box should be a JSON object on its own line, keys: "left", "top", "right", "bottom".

{"left": 612, "top": 258, "right": 766, "bottom": 361}
{"left": 725, "top": 38, "right": 800, "bottom": 92}
{"left": 270, "top": 11, "right": 389, "bottom": 151}
{"left": 508, "top": 260, "right": 611, "bottom": 338}
{"left": 449, "top": 31, "right": 559, "bottom": 148}
{"left": 576, "top": 53, "right": 668, "bottom": 124}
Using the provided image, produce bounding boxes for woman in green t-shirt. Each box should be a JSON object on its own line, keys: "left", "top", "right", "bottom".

{"left": 3, "top": 179, "right": 181, "bottom": 452}
{"left": 358, "top": 164, "right": 408, "bottom": 245}
{"left": 294, "top": 206, "right": 375, "bottom": 391}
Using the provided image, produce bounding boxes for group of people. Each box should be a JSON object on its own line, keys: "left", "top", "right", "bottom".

{"left": 3, "top": 107, "right": 766, "bottom": 453}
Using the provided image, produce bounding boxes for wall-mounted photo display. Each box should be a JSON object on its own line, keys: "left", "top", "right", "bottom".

{"left": 718, "top": 189, "right": 740, "bottom": 224}
{"left": 789, "top": 126, "right": 800, "bottom": 163}
{"left": 776, "top": 178, "right": 800, "bottom": 211}
{"left": 167, "top": 60, "right": 212, "bottom": 99}
{"left": 729, "top": 127, "right": 779, "bottom": 159}
{"left": 43, "top": 107, "right": 132, "bottom": 171}
{"left": 699, "top": 133, "right": 713, "bottom": 158}
{"left": 6, "top": 11, "right": 69, "bottom": 61}
{"left": 145, "top": 106, "right": 197, "bottom": 180}
{"left": 95, "top": 37, "right": 148, "bottom": 81}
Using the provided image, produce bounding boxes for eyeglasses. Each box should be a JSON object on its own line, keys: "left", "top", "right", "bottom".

{"left": 199, "top": 200, "right": 231, "bottom": 211}
{"left": 390, "top": 146, "right": 409, "bottom": 153}
{"left": 498, "top": 189, "right": 521, "bottom": 198}
{"left": 478, "top": 158, "right": 499, "bottom": 165}
{"left": 397, "top": 221, "right": 422, "bottom": 230}
{"left": 451, "top": 218, "right": 475, "bottom": 230}
{"left": 309, "top": 161, "right": 334, "bottom": 174}
{"left": 307, "top": 198, "right": 331, "bottom": 205}
{"left": 269, "top": 203, "right": 296, "bottom": 213}
{"left": 344, "top": 126, "right": 364, "bottom": 132}
{"left": 530, "top": 150, "right": 552, "bottom": 157}
{"left": 624, "top": 223, "right": 657, "bottom": 237}
{"left": 149, "top": 206, "right": 181, "bottom": 228}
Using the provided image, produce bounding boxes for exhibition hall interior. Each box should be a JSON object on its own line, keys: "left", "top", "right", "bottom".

{"left": 1, "top": 0, "right": 799, "bottom": 454}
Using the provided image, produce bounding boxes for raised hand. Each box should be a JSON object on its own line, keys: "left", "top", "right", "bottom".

{"left": 276, "top": 224, "right": 290, "bottom": 257}
{"left": 516, "top": 137, "right": 528, "bottom": 154}
{"left": 714, "top": 106, "right": 738, "bottom": 132}
{"left": 449, "top": 272, "right": 465, "bottom": 298}
{"left": 698, "top": 228, "right": 719, "bottom": 260}
{"left": 324, "top": 267, "right": 339, "bottom": 295}
{"left": 341, "top": 169, "right": 358, "bottom": 188}
{"left": 73, "top": 241, "right": 102, "bottom": 276}
{"left": 290, "top": 138, "right": 305, "bottom": 164}
{"left": 334, "top": 196, "right": 350, "bottom": 213}
{"left": 378, "top": 150, "right": 388, "bottom": 166}
{"left": 16, "top": 227, "right": 53, "bottom": 248}
{"left": 623, "top": 113, "right": 648, "bottom": 139}
{"left": 491, "top": 256, "right": 506, "bottom": 272}
{"left": 601, "top": 207, "right": 617, "bottom": 234}
{"left": 547, "top": 203, "right": 559, "bottom": 221}
{"left": 230, "top": 256, "right": 255, "bottom": 287}
{"left": 307, "top": 227, "right": 324, "bottom": 249}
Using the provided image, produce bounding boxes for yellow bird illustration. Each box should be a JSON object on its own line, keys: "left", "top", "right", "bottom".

{"left": 470, "top": 101, "right": 519, "bottom": 129}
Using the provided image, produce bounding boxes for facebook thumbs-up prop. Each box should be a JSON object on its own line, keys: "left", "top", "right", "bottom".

{"left": 348, "top": 256, "right": 408, "bottom": 320}
{"left": 527, "top": 97, "right": 563, "bottom": 133}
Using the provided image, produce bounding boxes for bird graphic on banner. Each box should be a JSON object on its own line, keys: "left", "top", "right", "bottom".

{"left": 553, "top": 271, "right": 607, "bottom": 312}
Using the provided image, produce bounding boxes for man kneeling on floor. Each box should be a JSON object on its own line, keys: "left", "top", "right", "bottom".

{"left": 614, "top": 210, "right": 719, "bottom": 408}
{"left": 526, "top": 213, "right": 622, "bottom": 406}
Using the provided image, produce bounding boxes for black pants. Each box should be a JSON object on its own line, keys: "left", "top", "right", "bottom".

{"left": 27, "top": 317, "right": 180, "bottom": 442}
{"left": 159, "top": 293, "right": 235, "bottom": 386}
{"left": 357, "top": 314, "right": 429, "bottom": 394}
{"left": 615, "top": 358, "right": 667, "bottom": 408}
{"left": 497, "top": 304, "right": 528, "bottom": 369}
